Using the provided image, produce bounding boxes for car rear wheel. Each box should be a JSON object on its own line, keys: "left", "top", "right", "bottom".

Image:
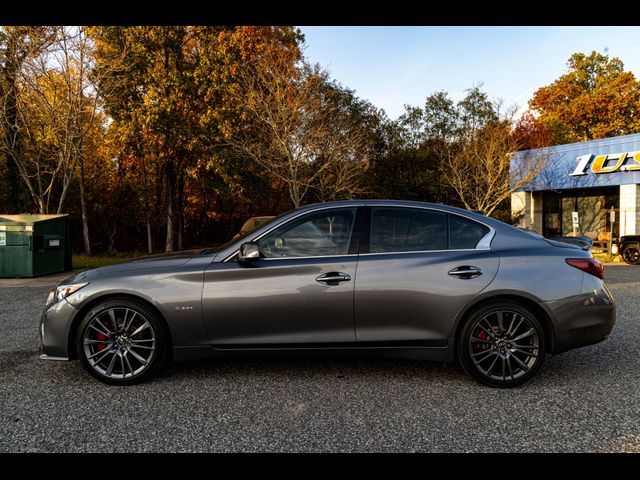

{"left": 76, "top": 298, "right": 168, "bottom": 385}
{"left": 622, "top": 243, "right": 640, "bottom": 265}
{"left": 458, "top": 301, "right": 546, "bottom": 388}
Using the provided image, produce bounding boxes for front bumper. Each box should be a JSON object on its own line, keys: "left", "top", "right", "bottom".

{"left": 39, "top": 354, "right": 70, "bottom": 361}
{"left": 40, "top": 298, "right": 79, "bottom": 360}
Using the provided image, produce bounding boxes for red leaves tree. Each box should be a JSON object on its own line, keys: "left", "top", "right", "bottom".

{"left": 530, "top": 51, "right": 640, "bottom": 143}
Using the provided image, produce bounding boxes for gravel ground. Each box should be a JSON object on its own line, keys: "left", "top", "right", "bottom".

{"left": 1, "top": 265, "right": 639, "bottom": 452}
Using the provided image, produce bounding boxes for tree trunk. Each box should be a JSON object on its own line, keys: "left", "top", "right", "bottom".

{"left": 146, "top": 217, "right": 153, "bottom": 254}
{"left": 1, "top": 70, "right": 27, "bottom": 213}
{"left": 108, "top": 221, "right": 117, "bottom": 254}
{"left": 78, "top": 152, "right": 91, "bottom": 256}
{"left": 176, "top": 172, "right": 184, "bottom": 251}
{"left": 4, "top": 138, "right": 22, "bottom": 212}
{"left": 165, "top": 160, "right": 175, "bottom": 252}
{"left": 288, "top": 181, "right": 301, "bottom": 208}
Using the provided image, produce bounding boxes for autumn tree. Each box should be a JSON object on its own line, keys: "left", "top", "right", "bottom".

{"left": 90, "top": 26, "right": 197, "bottom": 252}
{"left": 27, "top": 26, "right": 102, "bottom": 253}
{"left": 439, "top": 107, "right": 548, "bottom": 216}
{"left": 0, "top": 26, "right": 54, "bottom": 212}
{"left": 225, "top": 47, "right": 374, "bottom": 208}
{"left": 367, "top": 86, "right": 500, "bottom": 206}
{"left": 91, "top": 26, "right": 303, "bottom": 252}
{"left": 0, "top": 24, "right": 104, "bottom": 244}
{"left": 530, "top": 51, "right": 640, "bottom": 142}
{"left": 511, "top": 111, "right": 557, "bottom": 150}
{"left": 434, "top": 88, "right": 549, "bottom": 216}
{"left": 371, "top": 86, "right": 547, "bottom": 217}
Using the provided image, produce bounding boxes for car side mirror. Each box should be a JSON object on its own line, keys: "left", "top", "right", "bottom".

{"left": 239, "top": 242, "right": 260, "bottom": 263}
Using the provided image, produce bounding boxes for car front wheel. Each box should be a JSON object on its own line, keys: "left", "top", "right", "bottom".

{"left": 76, "top": 298, "right": 168, "bottom": 385}
{"left": 458, "top": 301, "right": 546, "bottom": 388}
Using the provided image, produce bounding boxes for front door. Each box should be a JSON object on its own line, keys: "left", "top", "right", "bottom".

{"left": 202, "top": 207, "right": 360, "bottom": 346}
{"left": 354, "top": 207, "right": 499, "bottom": 345}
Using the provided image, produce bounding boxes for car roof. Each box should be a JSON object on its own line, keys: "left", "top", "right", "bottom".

{"left": 293, "top": 199, "right": 492, "bottom": 223}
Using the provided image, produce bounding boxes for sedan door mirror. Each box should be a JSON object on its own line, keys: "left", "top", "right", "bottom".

{"left": 239, "top": 242, "right": 261, "bottom": 263}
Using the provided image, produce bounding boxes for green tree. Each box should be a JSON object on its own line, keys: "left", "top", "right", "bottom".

{"left": 368, "top": 86, "right": 548, "bottom": 218}
{"left": 530, "top": 51, "right": 640, "bottom": 142}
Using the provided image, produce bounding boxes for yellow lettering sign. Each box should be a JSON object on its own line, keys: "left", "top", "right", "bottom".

{"left": 570, "top": 151, "right": 640, "bottom": 176}
{"left": 622, "top": 151, "right": 640, "bottom": 171}
{"left": 592, "top": 153, "right": 627, "bottom": 173}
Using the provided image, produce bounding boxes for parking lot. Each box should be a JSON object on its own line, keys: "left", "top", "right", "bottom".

{"left": 1, "top": 265, "right": 639, "bottom": 452}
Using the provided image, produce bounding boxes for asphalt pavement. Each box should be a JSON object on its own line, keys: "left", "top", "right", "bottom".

{"left": 1, "top": 265, "right": 639, "bottom": 452}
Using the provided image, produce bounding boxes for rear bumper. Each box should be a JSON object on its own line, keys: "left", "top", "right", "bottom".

{"left": 40, "top": 298, "right": 79, "bottom": 359}
{"left": 552, "top": 276, "right": 616, "bottom": 354}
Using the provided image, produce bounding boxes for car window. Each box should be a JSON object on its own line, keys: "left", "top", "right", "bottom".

{"left": 371, "top": 207, "right": 447, "bottom": 253}
{"left": 449, "top": 214, "right": 490, "bottom": 249}
{"left": 258, "top": 208, "right": 356, "bottom": 258}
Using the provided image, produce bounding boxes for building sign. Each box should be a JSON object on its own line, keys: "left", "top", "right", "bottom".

{"left": 570, "top": 151, "right": 640, "bottom": 176}
{"left": 511, "top": 133, "right": 640, "bottom": 192}
{"left": 0, "top": 233, "right": 5, "bottom": 246}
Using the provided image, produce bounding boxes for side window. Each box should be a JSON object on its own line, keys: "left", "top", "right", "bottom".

{"left": 449, "top": 214, "right": 489, "bottom": 249}
{"left": 371, "top": 208, "right": 447, "bottom": 253}
{"left": 258, "top": 208, "right": 356, "bottom": 258}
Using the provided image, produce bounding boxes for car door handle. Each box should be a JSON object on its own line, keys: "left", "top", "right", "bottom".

{"left": 316, "top": 272, "right": 351, "bottom": 285}
{"left": 448, "top": 266, "right": 483, "bottom": 279}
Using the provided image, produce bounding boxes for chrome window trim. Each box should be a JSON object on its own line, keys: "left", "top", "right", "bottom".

{"left": 261, "top": 254, "right": 359, "bottom": 261}
{"left": 475, "top": 229, "right": 494, "bottom": 250}
{"left": 222, "top": 203, "right": 495, "bottom": 262}
{"left": 361, "top": 248, "right": 479, "bottom": 257}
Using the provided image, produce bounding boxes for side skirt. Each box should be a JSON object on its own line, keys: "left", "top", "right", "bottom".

{"left": 172, "top": 338, "right": 455, "bottom": 363}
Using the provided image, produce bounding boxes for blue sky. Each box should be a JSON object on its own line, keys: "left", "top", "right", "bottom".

{"left": 299, "top": 26, "right": 640, "bottom": 120}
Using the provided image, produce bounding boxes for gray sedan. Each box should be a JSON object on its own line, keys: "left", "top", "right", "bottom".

{"left": 40, "top": 200, "right": 615, "bottom": 387}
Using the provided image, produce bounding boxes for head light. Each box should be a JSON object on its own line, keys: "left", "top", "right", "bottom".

{"left": 46, "top": 282, "right": 89, "bottom": 306}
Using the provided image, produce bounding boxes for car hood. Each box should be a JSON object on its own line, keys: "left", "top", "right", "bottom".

{"left": 65, "top": 251, "right": 203, "bottom": 284}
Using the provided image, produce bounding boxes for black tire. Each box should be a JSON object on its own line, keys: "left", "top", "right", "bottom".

{"left": 622, "top": 243, "right": 640, "bottom": 265}
{"left": 457, "top": 301, "right": 546, "bottom": 388}
{"left": 76, "top": 298, "right": 169, "bottom": 385}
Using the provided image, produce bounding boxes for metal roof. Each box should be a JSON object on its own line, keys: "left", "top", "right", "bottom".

{"left": 0, "top": 214, "right": 68, "bottom": 225}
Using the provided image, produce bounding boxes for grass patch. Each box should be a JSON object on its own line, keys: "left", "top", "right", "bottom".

{"left": 72, "top": 251, "right": 148, "bottom": 270}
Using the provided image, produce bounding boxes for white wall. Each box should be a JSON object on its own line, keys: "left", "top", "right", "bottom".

{"left": 511, "top": 191, "right": 542, "bottom": 232}
{"left": 619, "top": 184, "right": 640, "bottom": 236}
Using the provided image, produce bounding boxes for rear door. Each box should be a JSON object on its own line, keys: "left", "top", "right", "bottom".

{"left": 354, "top": 206, "right": 499, "bottom": 345}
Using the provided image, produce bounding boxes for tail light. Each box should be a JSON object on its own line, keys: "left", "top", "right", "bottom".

{"left": 566, "top": 258, "right": 604, "bottom": 279}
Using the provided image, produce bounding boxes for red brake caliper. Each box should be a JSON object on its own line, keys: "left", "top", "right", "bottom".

{"left": 474, "top": 329, "right": 487, "bottom": 350}
{"left": 96, "top": 332, "right": 108, "bottom": 351}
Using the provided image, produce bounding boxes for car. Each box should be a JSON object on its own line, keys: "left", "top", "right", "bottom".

{"left": 618, "top": 235, "right": 640, "bottom": 265}
{"left": 40, "top": 200, "right": 616, "bottom": 387}
{"left": 232, "top": 216, "right": 275, "bottom": 240}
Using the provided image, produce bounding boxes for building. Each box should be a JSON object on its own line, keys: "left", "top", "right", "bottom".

{"left": 511, "top": 133, "right": 640, "bottom": 246}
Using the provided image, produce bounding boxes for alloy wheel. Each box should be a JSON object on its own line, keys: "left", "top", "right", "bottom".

{"left": 83, "top": 307, "right": 156, "bottom": 380}
{"left": 468, "top": 309, "right": 541, "bottom": 383}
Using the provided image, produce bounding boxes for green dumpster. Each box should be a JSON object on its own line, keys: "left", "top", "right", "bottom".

{"left": 0, "top": 214, "right": 72, "bottom": 277}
